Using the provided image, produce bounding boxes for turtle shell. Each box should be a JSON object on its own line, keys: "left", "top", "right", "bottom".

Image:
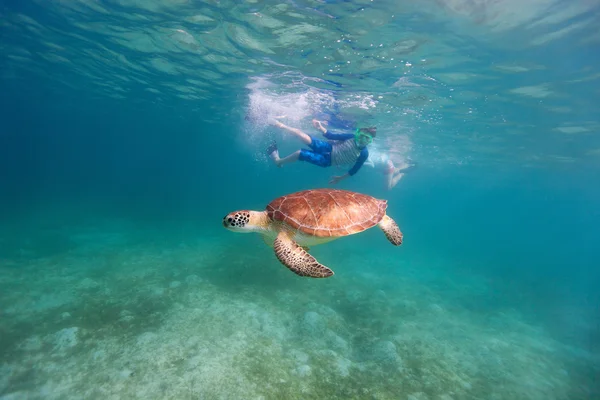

{"left": 266, "top": 188, "right": 387, "bottom": 237}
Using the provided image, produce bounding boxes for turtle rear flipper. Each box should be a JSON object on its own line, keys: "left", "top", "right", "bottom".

{"left": 273, "top": 231, "right": 334, "bottom": 278}
{"left": 378, "top": 214, "right": 403, "bottom": 245}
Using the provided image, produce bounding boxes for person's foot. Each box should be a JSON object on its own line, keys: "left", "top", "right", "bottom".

{"left": 398, "top": 161, "right": 417, "bottom": 174}
{"left": 266, "top": 141, "right": 281, "bottom": 167}
{"left": 266, "top": 141, "right": 278, "bottom": 157}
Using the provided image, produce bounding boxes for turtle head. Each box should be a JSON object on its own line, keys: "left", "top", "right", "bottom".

{"left": 222, "top": 210, "right": 269, "bottom": 233}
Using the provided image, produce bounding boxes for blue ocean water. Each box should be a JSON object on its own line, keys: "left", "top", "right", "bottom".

{"left": 1, "top": 1, "right": 599, "bottom": 399}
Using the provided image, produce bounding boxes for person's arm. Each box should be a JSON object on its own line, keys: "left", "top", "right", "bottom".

{"left": 329, "top": 148, "right": 369, "bottom": 184}
{"left": 313, "top": 119, "right": 354, "bottom": 140}
{"left": 323, "top": 131, "right": 355, "bottom": 141}
{"left": 347, "top": 147, "right": 369, "bottom": 176}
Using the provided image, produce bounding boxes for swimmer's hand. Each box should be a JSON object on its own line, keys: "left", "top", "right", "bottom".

{"left": 329, "top": 174, "right": 348, "bottom": 185}
{"left": 312, "top": 119, "right": 328, "bottom": 134}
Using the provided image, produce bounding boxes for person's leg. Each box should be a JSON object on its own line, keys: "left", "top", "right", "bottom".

{"left": 267, "top": 142, "right": 297, "bottom": 167}
{"left": 275, "top": 149, "right": 330, "bottom": 168}
{"left": 271, "top": 150, "right": 300, "bottom": 167}
{"left": 395, "top": 160, "right": 418, "bottom": 174}
{"left": 272, "top": 120, "right": 312, "bottom": 146}
{"left": 387, "top": 172, "right": 404, "bottom": 190}
{"left": 267, "top": 133, "right": 331, "bottom": 168}
{"left": 299, "top": 149, "right": 330, "bottom": 169}
{"left": 267, "top": 141, "right": 330, "bottom": 169}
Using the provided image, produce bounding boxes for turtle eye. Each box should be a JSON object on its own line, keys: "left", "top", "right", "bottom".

{"left": 228, "top": 217, "right": 233, "bottom": 223}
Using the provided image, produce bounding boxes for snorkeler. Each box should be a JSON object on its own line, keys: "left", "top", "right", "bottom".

{"left": 266, "top": 118, "right": 375, "bottom": 185}
{"left": 365, "top": 155, "right": 417, "bottom": 190}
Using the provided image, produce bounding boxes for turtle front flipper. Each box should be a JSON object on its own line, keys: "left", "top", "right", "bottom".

{"left": 378, "top": 214, "right": 403, "bottom": 245}
{"left": 273, "top": 231, "right": 334, "bottom": 278}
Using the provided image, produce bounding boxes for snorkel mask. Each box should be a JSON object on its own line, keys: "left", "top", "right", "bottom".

{"left": 354, "top": 129, "right": 373, "bottom": 146}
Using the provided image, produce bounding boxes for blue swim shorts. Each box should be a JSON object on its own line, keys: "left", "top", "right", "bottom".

{"left": 299, "top": 136, "right": 332, "bottom": 168}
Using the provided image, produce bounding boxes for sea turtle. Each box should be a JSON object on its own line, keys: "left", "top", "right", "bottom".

{"left": 222, "top": 188, "right": 403, "bottom": 278}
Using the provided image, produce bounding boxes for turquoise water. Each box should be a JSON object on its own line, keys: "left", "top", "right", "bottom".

{"left": 1, "top": 1, "right": 599, "bottom": 399}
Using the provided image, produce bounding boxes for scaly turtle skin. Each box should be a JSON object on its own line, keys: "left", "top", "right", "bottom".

{"left": 222, "top": 188, "right": 403, "bottom": 278}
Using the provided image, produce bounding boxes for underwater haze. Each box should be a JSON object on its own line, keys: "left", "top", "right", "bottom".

{"left": 1, "top": 0, "right": 600, "bottom": 399}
